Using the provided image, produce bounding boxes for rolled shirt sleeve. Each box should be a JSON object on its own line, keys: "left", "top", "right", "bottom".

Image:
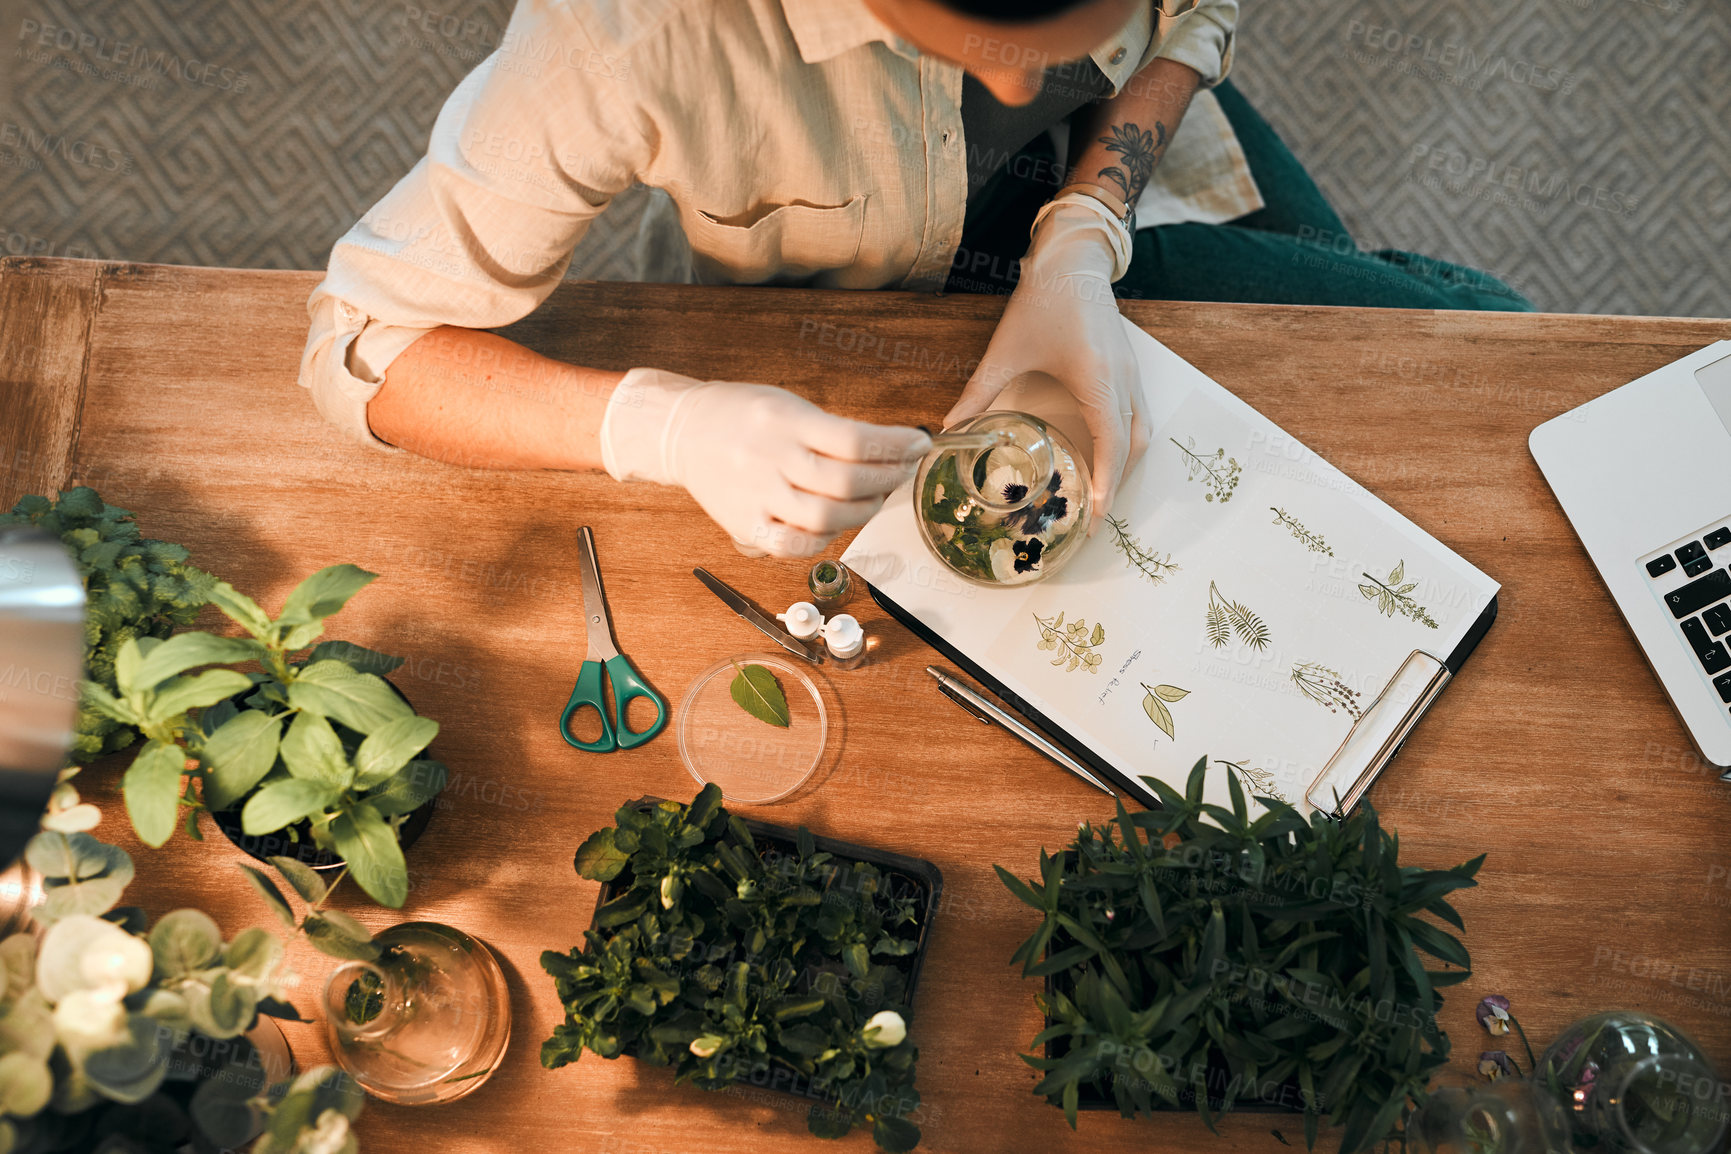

{"left": 1151, "top": 0, "right": 1238, "bottom": 87}
{"left": 299, "top": 1, "right": 650, "bottom": 448}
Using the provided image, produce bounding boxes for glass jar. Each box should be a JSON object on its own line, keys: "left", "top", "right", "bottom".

{"left": 1413, "top": 1079, "right": 1573, "bottom": 1154}
{"left": 1539, "top": 1011, "right": 1728, "bottom": 1154}
{"left": 914, "top": 411, "right": 1090, "bottom": 586}
{"left": 322, "top": 921, "right": 511, "bottom": 1105}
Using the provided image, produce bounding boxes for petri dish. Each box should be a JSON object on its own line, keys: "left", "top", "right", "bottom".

{"left": 677, "top": 653, "right": 828, "bottom": 804}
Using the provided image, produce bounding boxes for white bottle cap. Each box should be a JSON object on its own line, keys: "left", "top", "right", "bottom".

{"left": 822, "top": 613, "right": 864, "bottom": 659}
{"left": 776, "top": 601, "right": 824, "bottom": 640}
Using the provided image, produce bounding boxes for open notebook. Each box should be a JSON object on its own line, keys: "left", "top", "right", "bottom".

{"left": 842, "top": 318, "right": 1499, "bottom": 817}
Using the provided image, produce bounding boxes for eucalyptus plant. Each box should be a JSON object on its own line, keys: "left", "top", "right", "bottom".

{"left": 542, "top": 786, "right": 926, "bottom": 1153}
{"left": 0, "top": 487, "right": 213, "bottom": 763}
{"left": 997, "top": 757, "right": 1482, "bottom": 1154}
{"left": 1, "top": 830, "right": 364, "bottom": 1154}
{"left": 80, "top": 564, "right": 447, "bottom": 908}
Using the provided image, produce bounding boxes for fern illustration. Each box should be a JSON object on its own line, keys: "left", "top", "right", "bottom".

{"left": 1359, "top": 561, "right": 1439, "bottom": 628}
{"left": 1141, "top": 681, "right": 1190, "bottom": 739}
{"left": 1170, "top": 436, "right": 1241, "bottom": 503}
{"left": 1215, "top": 758, "right": 1289, "bottom": 804}
{"left": 1270, "top": 508, "right": 1333, "bottom": 556}
{"left": 1105, "top": 515, "right": 1179, "bottom": 585}
{"left": 1206, "top": 581, "right": 1269, "bottom": 650}
{"left": 1290, "top": 661, "right": 1364, "bottom": 720}
{"left": 1033, "top": 610, "right": 1105, "bottom": 673}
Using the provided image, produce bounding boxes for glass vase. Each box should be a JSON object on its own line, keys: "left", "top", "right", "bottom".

{"left": 1539, "top": 1011, "right": 1728, "bottom": 1154}
{"left": 1413, "top": 1079, "right": 1573, "bottom": 1154}
{"left": 322, "top": 921, "right": 511, "bottom": 1105}
{"left": 914, "top": 411, "right": 1090, "bottom": 586}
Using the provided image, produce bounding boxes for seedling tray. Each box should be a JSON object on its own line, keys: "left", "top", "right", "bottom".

{"left": 584, "top": 799, "right": 943, "bottom": 1104}
{"left": 1040, "top": 970, "right": 1305, "bottom": 1115}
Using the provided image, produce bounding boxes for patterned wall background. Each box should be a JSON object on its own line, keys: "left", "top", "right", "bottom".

{"left": 0, "top": 0, "right": 1726, "bottom": 316}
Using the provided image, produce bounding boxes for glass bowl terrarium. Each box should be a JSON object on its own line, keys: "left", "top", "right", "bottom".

{"left": 915, "top": 411, "right": 1090, "bottom": 586}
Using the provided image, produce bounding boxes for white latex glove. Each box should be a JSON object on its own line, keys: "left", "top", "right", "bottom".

{"left": 945, "top": 201, "right": 1151, "bottom": 531}
{"left": 601, "top": 368, "right": 932, "bottom": 559}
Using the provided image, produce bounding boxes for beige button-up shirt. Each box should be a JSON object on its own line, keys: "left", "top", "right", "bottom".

{"left": 302, "top": 0, "right": 1258, "bottom": 448}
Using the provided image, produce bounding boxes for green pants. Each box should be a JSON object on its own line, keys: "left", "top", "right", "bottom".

{"left": 949, "top": 81, "right": 1535, "bottom": 312}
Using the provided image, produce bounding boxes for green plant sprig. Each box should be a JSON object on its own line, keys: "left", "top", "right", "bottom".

{"left": 542, "top": 786, "right": 926, "bottom": 1152}
{"left": 0, "top": 487, "right": 214, "bottom": 763}
{"left": 80, "top": 564, "right": 447, "bottom": 908}
{"left": 995, "top": 758, "right": 1482, "bottom": 1154}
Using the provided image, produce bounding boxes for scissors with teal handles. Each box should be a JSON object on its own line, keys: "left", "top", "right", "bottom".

{"left": 560, "top": 526, "right": 668, "bottom": 751}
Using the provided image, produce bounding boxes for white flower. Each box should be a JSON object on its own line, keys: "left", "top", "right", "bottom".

{"left": 296, "top": 1108, "right": 352, "bottom": 1154}
{"left": 862, "top": 1010, "right": 905, "bottom": 1049}
{"left": 988, "top": 538, "right": 1018, "bottom": 583}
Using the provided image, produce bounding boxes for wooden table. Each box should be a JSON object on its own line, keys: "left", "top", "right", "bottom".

{"left": 5, "top": 256, "right": 1731, "bottom": 1154}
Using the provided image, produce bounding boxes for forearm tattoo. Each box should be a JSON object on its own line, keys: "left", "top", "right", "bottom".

{"left": 1095, "top": 121, "right": 1168, "bottom": 227}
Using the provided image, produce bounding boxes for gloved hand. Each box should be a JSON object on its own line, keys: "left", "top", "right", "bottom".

{"left": 601, "top": 368, "right": 932, "bottom": 558}
{"left": 944, "top": 200, "right": 1151, "bottom": 531}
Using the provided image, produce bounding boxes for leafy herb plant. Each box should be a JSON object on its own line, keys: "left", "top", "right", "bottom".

{"left": 1034, "top": 611, "right": 1105, "bottom": 673}
{"left": 1106, "top": 515, "right": 1179, "bottom": 585}
{"left": 731, "top": 662, "right": 791, "bottom": 728}
{"left": 1171, "top": 438, "right": 1241, "bottom": 503}
{"left": 1205, "top": 582, "right": 1270, "bottom": 651}
{"left": 80, "top": 564, "right": 447, "bottom": 908}
{"left": 542, "top": 786, "right": 928, "bottom": 1152}
{"left": 1359, "top": 562, "right": 1439, "bottom": 629}
{"left": 1140, "top": 682, "right": 1190, "bottom": 740}
{"left": 996, "top": 758, "right": 1481, "bottom": 1154}
{"left": 0, "top": 487, "right": 214, "bottom": 764}
{"left": 1270, "top": 509, "right": 1333, "bottom": 556}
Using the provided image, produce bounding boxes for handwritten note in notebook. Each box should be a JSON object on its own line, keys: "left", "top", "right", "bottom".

{"left": 842, "top": 319, "right": 1499, "bottom": 816}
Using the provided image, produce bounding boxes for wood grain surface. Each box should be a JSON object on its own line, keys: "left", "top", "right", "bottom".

{"left": 5, "top": 255, "right": 1731, "bottom": 1154}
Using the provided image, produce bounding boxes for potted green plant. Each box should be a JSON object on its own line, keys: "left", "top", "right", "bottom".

{"left": 80, "top": 564, "right": 447, "bottom": 910}
{"left": 2, "top": 828, "right": 366, "bottom": 1153}
{"left": 996, "top": 757, "right": 1482, "bottom": 1154}
{"left": 541, "top": 786, "right": 938, "bottom": 1153}
{"left": 0, "top": 487, "right": 212, "bottom": 767}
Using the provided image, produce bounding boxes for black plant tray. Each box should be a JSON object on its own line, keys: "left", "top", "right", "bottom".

{"left": 584, "top": 798, "right": 944, "bottom": 1103}
{"left": 1041, "top": 970, "right": 1304, "bottom": 1115}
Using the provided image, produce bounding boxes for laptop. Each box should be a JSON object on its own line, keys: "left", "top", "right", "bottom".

{"left": 1530, "top": 341, "right": 1731, "bottom": 772}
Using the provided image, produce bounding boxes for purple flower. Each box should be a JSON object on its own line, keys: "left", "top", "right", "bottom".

{"left": 1012, "top": 538, "right": 1044, "bottom": 573}
{"left": 1476, "top": 994, "right": 1512, "bottom": 1036}
{"left": 1003, "top": 482, "right": 1029, "bottom": 504}
{"left": 1478, "top": 1051, "right": 1517, "bottom": 1082}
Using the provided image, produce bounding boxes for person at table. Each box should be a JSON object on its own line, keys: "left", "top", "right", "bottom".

{"left": 300, "top": 0, "right": 1530, "bottom": 559}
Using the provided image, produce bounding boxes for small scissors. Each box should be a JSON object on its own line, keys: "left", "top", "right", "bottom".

{"left": 560, "top": 526, "right": 668, "bottom": 751}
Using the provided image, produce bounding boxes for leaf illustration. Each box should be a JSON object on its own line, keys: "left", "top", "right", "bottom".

{"left": 1153, "top": 685, "right": 1189, "bottom": 703}
{"left": 1359, "top": 583, "right": 1380, "bottom": 599}
{"left": 1389, "top": 560, "right": 1404, "bottom": 585}
{"left": 729, "top": 663, "right": 790, "bottom": 728}
{"left": 1205, "top": 604, "right": 1229, "bottom": 648}
{"left": 1206, "top": 582, "right": 1270, "bottom": 650}
{"left": 1032, "top": 611, "right": 1106, "bottom": 674}
{"left": 1227, "top": 602, "right": 1270, "bottom": 651}
{"left": 1142, "top": 690, "right": 1175, "bottom": 739}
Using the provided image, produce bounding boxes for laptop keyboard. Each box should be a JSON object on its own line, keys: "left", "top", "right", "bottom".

{"left": 1645, "top": 521, "right": 1731, "bottom": 705}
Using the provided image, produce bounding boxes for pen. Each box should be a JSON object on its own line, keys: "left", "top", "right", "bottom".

{"left": 926, "top": 665, "right": 1116, "bottom": 798}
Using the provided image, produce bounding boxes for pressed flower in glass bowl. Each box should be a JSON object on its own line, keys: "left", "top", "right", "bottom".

{"left": 914, "top": 411, "right": 1090, "bottom": 587}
